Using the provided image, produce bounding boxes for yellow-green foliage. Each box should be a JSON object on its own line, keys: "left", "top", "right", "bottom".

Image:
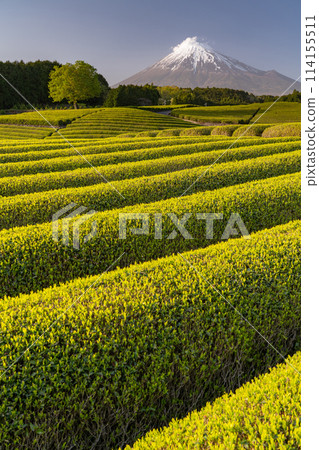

{"left": 0, "top": 124, "right": 53, "bottom": 140}
{"left": 171, "top": 104, "right": 262, "bottom": 124}
{"left": 128, "top": 352, "right": 301, "bottom": 449}
{"left": 117, "top": 132, "right": 138, "bottom": 138}
{"left": 138, "top": 104, "right": 194, "bottom": 110}
{"left": 0, "top": 109, "right": 96, "bottom": 126}
{"left": 254, "top": 102, "right": 301, "bottom": 123}
{"left": 180, "top": 126, "right": 215, "bottom": 136}
{"left": 0, "top": 150, "right": 300, "bottom": 229}
{"left": 156, "top": 128, "right": 183, "bottom": 137}
{"left": 172, "top": 102, "right": 301, "bottom": 125}
{"left": 232, "top": 124, "right": 273, "bottom": 137}
{"left": 262, "top": 123, "right": 301, "bottom": 138}
{"left": 0, "top": 173, "right": 300, "bottom": 297}
{"left": 0, "top": 139, "right": 300, "bottom": 196}
{"left": 0, "top": 135, "right": 225, "bottom": 160}
{"left": 0, "top": 222, "right": 301, "bottom": 449}
{"left": 211, "top": 125, "right": 240, "bottom": 136}
{"left": 135, "top": 131, "right": 158, "bottom": 137}
{"left": 49, "top": 107, "right": 193, "bottom": 139}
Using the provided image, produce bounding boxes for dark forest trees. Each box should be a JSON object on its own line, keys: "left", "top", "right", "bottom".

{"left": 0, "top": 60, "right": 59, "bottom": 109}
{"left": 105, "top": 84, "right": 160, "bottom": 107}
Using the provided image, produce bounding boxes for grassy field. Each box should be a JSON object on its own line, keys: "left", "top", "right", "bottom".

{"left": 0, "top": 108, "right": 301, "bottom": 448}
{"left": 255, "top": 101, "right": 301, "bottom": 123}
{"left": 171, "top": 101, "right": 301, "bottom": 124}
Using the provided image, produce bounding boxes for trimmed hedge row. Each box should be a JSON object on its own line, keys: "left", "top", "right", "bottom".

{"left": 0, "top": 140, "right": 301, "bottom": 196}
{"left": 156, "top": 128, "right": 183, "bottom": 137}
{"left": 211, "top": 125, "right": 240, "bottom": 136}
{"left": 0, "top": 135, "right": 236, "bottom": 163}
{"left": 0, "top": 221, "right": 301, "bottom": 448}
{"left": 128, "top": 352, "right": 301, "bottom": 449}
{"left": 56, "top": 107, "right": 193, "bottom": 139}
{"left": 0, "top": 125, "right": 52, "bottom": 140}
{"left": 180, "top": 126, "right": 216, "bottom": 136}
{"left": 135, "top": 131, "right": 158, "bottom": 137}
{"left": 232, "top": 123, "right": 273, "bottom": 137}
{"left": 0, "top": 151, "right": 300, "bottom": 229}
{"left": 262, "top": 123, "right": 301, "bottom": 138}
{"left": 0, "top": 137, "right": 300, "bottom": 178}
{"left": 0, "top": 109, "right": 95, "bottom": 126}
{"left": 0, "top": 172, "right": 300, "bottom": 297}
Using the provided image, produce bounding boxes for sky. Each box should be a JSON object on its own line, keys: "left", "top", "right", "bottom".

{"left": 0, "top": 0, "right": 300, "bottom": 86}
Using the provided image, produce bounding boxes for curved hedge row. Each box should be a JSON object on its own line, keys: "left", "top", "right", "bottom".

{"left": 128, "top": 352, "right": 301, "bottom": 449}
{"left": 262, "top": 123, "right": 301, "bottom": 138}
{"left": 171, "top": 105, "right": 261, "bottom": 124}
{"left": 0, "top": 221, "right": 301, "bottom": 448}
{"left": 0, "top": 135, "right": 235, "bottom": 163}
{"left": 0, "top": 140, "right": 300, "bottom": 196}
{"left": 232, "top": 124, "right": 273, "bottom": 137}
{"left": 0, "top": 109, "right": 95, "bottom": 126}
{"left": 0, "top": 124, "right": 52, "bottom": 140}
{"left": 53, "top": 107, "right": 193, "bottom": 139}
{"left": 0, "top": 172, "right": 300, "bottom": 297}
{"left": 0, "top": 151, "right": 301, "bottom": 229}
{"left": 180, "top": 126, "right": 215, "bottom": 136}
{"left": 0, "top": 137, "right": 295, "bottom": 178}
{"left": 211, "top": 125, "right": 240, "bottom": 136}
{"left": 0, "top": 135, "right": 296, "bottom": 158}
{"left": 156, "top": 128, "right": 183, "bottom": 137}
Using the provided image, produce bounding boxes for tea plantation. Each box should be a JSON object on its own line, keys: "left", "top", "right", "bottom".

{"left": 0, "top": 106, "right": 301, "bottom": 448}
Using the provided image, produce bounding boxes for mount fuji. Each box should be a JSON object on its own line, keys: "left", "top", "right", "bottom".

{"left": 114, "top": 37, "right": 300, "bottom": 96}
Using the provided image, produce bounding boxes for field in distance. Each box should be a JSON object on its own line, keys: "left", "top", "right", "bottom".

{"left": 171, "top": 101, "right": 301, "bottom": 124}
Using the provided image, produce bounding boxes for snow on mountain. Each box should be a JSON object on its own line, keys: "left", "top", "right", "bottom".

{"left": 154, "top": 37, "right": 219, "bottom": 71}
{"left": 114, "top": 37, "right": 300, "bottom": 95}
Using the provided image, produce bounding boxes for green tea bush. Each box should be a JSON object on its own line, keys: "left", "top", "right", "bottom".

{"left": 135, "top": 131, "right": 158, "bottom": 137}
{"left": 232, "top": 124, "right": 273, "bottom": 137}
{"left": 156, "top": 129, "right": 182, "bottom": 137}
{"left": 0, "top": 125, "right": 52, "bottom": 140}
{"left": 179, "top": 126, "right": 215, "bottom": 136}
{"left": 0, "top": 151, "right": 300, "bottom": 229}
{"left": 0, "top": 140, "right": 300, "bottom": 196}
{"left": 254, "top": 102, "right": 301, "bottom": 124}
{"left": 172, "top": 105, "right": 262, "bottom": 124}
{"left": 262, "top": 123, "right": 301, "bottom": 138}
{"left": 0, "top": 137, "right": 299, "bottom": 178}
{"left": 128, "top": 352, "right": 301, "bottom": 449}
{"left": 0, "top": 109, "right": 95, "bottom": 126}
{"left": 117, "top": 133, "right": 138, "bottom": 138}
{"left": 0, "top": 222, "right": 301, "bottom": 448}
{"left": 211, "top": 125, "right": 240, "bottom": 136}
{"left": 55, "top": 107, "right": 193, "bottom": 139}
{"left": 0, "top": 173, "right": 300, "bottom": 297}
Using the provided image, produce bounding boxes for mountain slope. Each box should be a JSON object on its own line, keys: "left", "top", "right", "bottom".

{"left": 115, "top": 37, "right": 300, "bottom": 96}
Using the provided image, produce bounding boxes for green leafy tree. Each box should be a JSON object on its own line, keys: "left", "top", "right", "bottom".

{"left": 48, "top": 60, "right": 101, "bottom": 108}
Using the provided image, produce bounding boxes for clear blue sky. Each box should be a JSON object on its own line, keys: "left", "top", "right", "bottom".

{"left": 0, "top": 0, "right": 300, "bottom": 85}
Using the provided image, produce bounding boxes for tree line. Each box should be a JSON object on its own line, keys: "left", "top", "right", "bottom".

{"left": 0, "top": 59, "right": 300, "bottom": 110}
{"left": 0, "top": 60, "right": 109, "bottom": 110}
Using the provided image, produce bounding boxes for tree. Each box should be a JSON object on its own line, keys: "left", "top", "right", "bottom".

{"left": 48, "top": 60, "right": 102, "bottom": 108}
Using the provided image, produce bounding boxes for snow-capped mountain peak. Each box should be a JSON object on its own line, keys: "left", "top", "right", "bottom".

{"left": 155, "top": 37, "right": 219, "bottom": 72}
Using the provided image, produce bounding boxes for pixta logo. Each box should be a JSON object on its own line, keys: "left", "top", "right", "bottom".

{"left": 119, "top": 213, "right": 250, "bottom": 240}
{"left": 52, "top": 203, "right": 97, "bottom": 250}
